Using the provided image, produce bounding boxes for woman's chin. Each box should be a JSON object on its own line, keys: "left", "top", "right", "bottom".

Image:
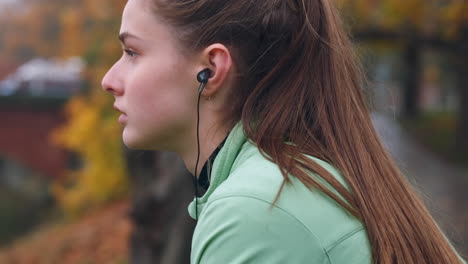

{"left": 121, "top": 125, "right": 180, "bottom": 152}
{"left": 122, "top": 129, "right": 150, "bottom": 150}
{"left": 123, "top": 141, "right": 144, "bottom": 150}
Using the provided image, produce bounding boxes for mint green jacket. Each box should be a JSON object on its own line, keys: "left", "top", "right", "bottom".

{"left": 188, "top": 123, "right": 371, "bottom": 263}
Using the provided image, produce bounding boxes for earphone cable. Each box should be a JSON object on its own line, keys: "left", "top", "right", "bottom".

{"left": 193, "top": 83, "right": 206, "bottom": 219}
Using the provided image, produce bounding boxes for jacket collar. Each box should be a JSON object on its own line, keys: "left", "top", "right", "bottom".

{"left": 188, "top": 122, "right": 248, "bottom": 219}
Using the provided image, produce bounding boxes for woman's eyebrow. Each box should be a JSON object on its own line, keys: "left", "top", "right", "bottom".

{"left": 118, "top": 31, "right": 142, "bottom": 45}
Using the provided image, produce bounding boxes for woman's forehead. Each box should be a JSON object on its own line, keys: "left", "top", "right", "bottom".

{"left": 120, "top": 0, "right": 162, "bottom": 42}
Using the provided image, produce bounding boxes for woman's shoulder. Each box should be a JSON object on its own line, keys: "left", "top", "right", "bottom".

{"left": 194, "top": 193, "right": 333, "bottom": 263}
{"left": 205, "top": 141, "right": 371, "bottom": 259}
{"left": 197, "top": 184, "right": 371, "bottom": 263}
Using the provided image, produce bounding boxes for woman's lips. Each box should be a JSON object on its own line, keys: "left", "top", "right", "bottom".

{"left": 118, "top": 113, "right": 127, "bottom": 124}
{"left": 113, "top": 105, "right": 127, "bottom": 124}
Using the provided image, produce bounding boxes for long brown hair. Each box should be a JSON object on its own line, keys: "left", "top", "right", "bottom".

{"left": 151, "top": 0, "right": 464, "bottom": 263}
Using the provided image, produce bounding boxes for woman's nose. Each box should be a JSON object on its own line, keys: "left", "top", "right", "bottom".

{"left": 101, "top": 66, "right": 124, "bottom": 96}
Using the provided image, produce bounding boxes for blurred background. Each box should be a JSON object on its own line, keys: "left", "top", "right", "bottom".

{"left": 0, "top": 0, "right": 466, "bottom": 263}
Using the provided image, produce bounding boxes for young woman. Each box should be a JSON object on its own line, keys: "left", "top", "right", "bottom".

{"left": 101, "top": 0, "right": 466, "bottom": 263}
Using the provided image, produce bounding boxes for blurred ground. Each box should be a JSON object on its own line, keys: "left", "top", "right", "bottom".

{"left": 0, "top": 199, "right": 131, "bottom": 264}
{"left": 373, "top": 112, "right": 468, "bottom": 257}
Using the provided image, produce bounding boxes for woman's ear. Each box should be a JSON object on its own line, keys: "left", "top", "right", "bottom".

{"left": 198, "top": 43, "right": 233, "bottom": 97}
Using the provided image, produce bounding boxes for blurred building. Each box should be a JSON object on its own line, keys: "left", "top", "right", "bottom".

{"left": 0, "top": 56, "right": 85, "bottom": 198}
{"left": 0, "top": 57, "right": 84, "bottom": 98}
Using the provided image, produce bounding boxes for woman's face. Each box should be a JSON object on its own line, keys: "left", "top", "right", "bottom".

{"left": 102, "top": 0, "right": 199, "bottom": 151}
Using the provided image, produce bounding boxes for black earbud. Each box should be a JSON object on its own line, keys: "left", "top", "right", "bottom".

{"left": 197, "top": 68, "right": 212, "bottom": 84}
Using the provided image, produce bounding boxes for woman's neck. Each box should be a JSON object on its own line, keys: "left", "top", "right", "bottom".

{"left": 179, "top": 119, "right": 230, "bottom": 178}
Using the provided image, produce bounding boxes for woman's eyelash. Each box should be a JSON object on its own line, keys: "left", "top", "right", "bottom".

{"left": 124, "top": 49, "right": 138, "bottom": 58}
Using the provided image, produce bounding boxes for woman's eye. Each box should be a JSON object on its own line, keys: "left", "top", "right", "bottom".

{"left": 124, "top": 49, "right": 138, "bottom": 58}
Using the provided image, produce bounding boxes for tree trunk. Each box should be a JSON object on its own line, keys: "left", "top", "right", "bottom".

{"left": 401, "top": 41, "right": 423, "bottom": 119}
{"left": 455, "top": 30, "right": 468, "bottom": 156}
{"left": 126, "top": 150, "right": 196, "bottom": 264}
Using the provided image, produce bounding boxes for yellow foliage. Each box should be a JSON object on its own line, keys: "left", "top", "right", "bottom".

{"left": 339, "top": 0, "right": 468, "bottom": 39}
{"left": 441, "top": 1, "right": 468, "bottom": 39}
{"left": 59, "top": 8, "right": 86, "bottom": 57}
{"left": 336, "top": 0, "right": 376, "bottom": 29}
{"left": 50, "top": 90, "right": 129, "bottom": 219}
{"left": 376, "top": 0, "right": 427, "bottom": 30}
